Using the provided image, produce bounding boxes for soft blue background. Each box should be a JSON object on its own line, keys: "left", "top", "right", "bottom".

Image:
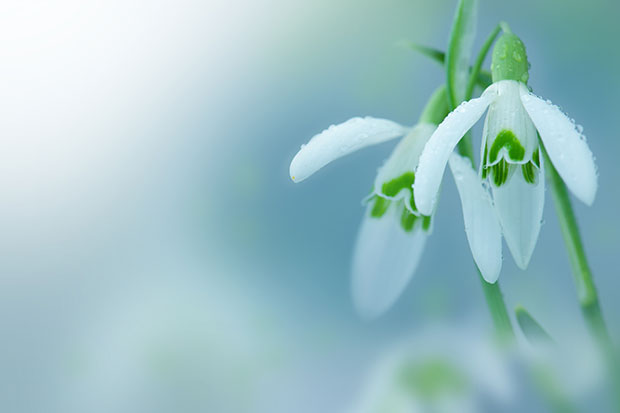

{"left": 0, "top": 0, "right": 618, "bottom": 411}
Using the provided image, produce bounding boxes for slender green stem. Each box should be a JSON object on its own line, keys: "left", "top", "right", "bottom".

{"left": 479, "top": 270, "right": 515, "bottom": 342}
{"left": 499, "top": 21, "right": 512, "bottom": 34}
{"left": 545, "top": 153, "right": 610, "bottom": 344}
{"left": 546, "top": 152, "right": 620, "bottom": 410}
{"left": 445, "top": 0, "right": 476, "bottom": 110}
{"left": 465, "top": 24, "right": 501, "bottom": 100}
{"left": 457, "top": 23, "right": 500, "bottom": 168}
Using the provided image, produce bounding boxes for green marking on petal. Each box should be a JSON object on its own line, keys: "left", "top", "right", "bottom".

{"left": 370, "top": 196, "right": 391, "bottom": 218}
{"left": 481, "top": 143, "right": 489, "bottom": 179}
{"left": 492, "top": 159, "right": 511, "bottom": 186}
{"left": 409, "top": 194, "right": 419, "bottom": 213}
{"left": 489, "top": 129, "right": 525, "bottom": 163}
{"left": 532, "top": 148, "right": 540, "bottom": 168}
{"left": 422, "top": 215, "right": 432, "bottom": 231}
{"left": 522, "top": 162, "right": 537, "bottom": 184}
{"left": 381, "top": 172, "right": 415, "bottom": 197}
{"left": 400, "top": 208, "right": 418, "bottom": 232}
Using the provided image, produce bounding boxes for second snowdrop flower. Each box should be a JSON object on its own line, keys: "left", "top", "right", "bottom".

{"left": 290, "top": 88, "right": 449, "bottom": 319}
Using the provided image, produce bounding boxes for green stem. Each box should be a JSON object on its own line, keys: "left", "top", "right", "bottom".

{"left": 546, "top": 152, "right": 620, "bottom": 410}
{"left": 545, "top": 154, "right": 610, "bottom": 344}
{"left": 499, "top": 21, "right": 512, "bottom": 34}
{"left": 479, "top": 270, "right": 515, "bottom": 342}
{"left": 465, "top": 24, "right": 501, "bottom": 100}
{"left": 457, "top": 23, "right": 501, "bottom": 161}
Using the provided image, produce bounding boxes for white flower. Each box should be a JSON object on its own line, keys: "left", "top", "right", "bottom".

{"left": 348, "top": 325, "right": 514, "bottom": 413}
{"left": 414, "top": 79, "right": 597, "bottom": 271}
{"left": 290, "top": 105, "right": 504, "bottom": 317}
{"left": 290, "top": 118, "right": 436, "bottom": 319}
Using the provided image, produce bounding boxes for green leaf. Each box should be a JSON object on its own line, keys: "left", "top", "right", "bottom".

{"left": 402, "top": 42, "right": 445, "bottom": 65}
{"left": 446, "top": 0, "right": 478, "bottom": 109}
{"left": 404, "top": 42, "right": 492, "bottom": 91}
{"left": 515, "top": 305, "right": 554, "bottom": 346}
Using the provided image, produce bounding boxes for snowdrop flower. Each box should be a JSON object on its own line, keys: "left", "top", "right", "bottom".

{"left": 290, "top": 88, "right": 451, "bottom": 319}
{"left": 415, "top": 32, "right": 597, "bottom": 271}
{"left": 348, "top": 325, "right": 514, "bottom": 413}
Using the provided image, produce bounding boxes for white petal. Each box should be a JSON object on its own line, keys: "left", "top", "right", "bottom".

{"left": 289, "top": 117, "right": 408, "bottom": 183}
{"left": 351, "top": 204, "right": 427, "bottom": 319}
{"left": 373, "top": 123, "right": 436, "bottom": 211}
{"left": 414, "top": 85, "right": 497, "bottom": 215}
{"left": 482, "top": 80, "right": 538, "bottom": 166}
{"left": 449, "top": 153, "right": 502, "bottom": 283}
{"left": 492, "top": 159, "right": 545, "bottom": 269}
{"left": 520, "top": 90, "right": 597, "bottom": 205}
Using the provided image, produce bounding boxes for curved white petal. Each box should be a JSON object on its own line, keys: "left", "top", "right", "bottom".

{"left": 373, "top": 123, "right": 436, "bottom": 212}
{"left": 289, "top": 117, "right": 408, "bottom": 183}
{"left": 414, "top": 85, "right": 497, "bottom": 215}
{"left": 351, "top": 204, "right": 427, "bottom": 319}
{"left": 492, "top": 159, "right": 545, "bottom": 269}
{"left": 449, "top": 154, "right": 502, "bottom": 283}
{"left": 520, "top": 91, "right": 597, "bottom": 205}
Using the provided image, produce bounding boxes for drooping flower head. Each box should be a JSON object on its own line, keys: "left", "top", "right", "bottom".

{"left": 290, "top": 87, "right": 453, "bottom": 319}
{"left": 415, "top": 30, "right": 597, "bottom": 271}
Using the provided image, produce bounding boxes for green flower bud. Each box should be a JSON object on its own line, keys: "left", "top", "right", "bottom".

{"left": 491, "top": 33, "right": 529, "bottom": 84}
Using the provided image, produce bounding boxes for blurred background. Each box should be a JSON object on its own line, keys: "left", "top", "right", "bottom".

{"left": 0, "top": 0, "right": 618, "bottom": 411}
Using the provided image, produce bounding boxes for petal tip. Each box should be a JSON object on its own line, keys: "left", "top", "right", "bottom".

{"left": 418, "top": 201, "right": 433, "bottom": 217}
{"left": 513, "top": 254, "right": 530, "bottom": 270}
{"left": 289, "top": 156, "right": 306, "bottom": 183}
{"left": 479, "top": 260, "right": 502, "bottom": 284}
{"left": 413, "top": 185, "right": 434, "bottom": 216}
{"left": 581, "top": 183, "right": 597, "bottom": 206}
{"left": 481, "top": 274, "right": 499, "bottom": 284}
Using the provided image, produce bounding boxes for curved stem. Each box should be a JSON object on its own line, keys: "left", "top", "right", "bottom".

{"left": 499, "top": 21, "right": 512, "bottom": 34}
{"left": 465, "top": 24, "right": 501, "bottom": 100}
{"left": 546, "top": 153, "right": 620, "bottom": 409}
{"left": 545, "top": 154, "right": 610, "bottom": 344}
{"left": 479, "top": 270, "right": 515, "bottom": 343}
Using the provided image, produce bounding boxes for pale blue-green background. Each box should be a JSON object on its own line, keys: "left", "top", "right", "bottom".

{"left": 0, "top": 0, "right": 618, "bottom": 411}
